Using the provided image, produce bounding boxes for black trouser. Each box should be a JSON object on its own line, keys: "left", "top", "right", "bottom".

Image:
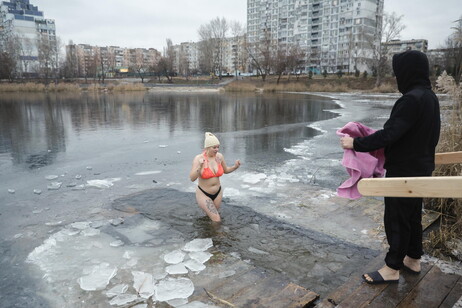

{"left": 383, "top": 168, "right": 429, "bottom": 270}
{"left": 384, "top": 195, "right": 423, "bottom": 270}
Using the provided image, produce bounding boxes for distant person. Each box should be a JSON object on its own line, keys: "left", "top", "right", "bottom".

{"left": 340, "top": 50, "right": 440, "bottom": 284}
{"left": 190, "top": 132, "right": 241, "bottom": 222}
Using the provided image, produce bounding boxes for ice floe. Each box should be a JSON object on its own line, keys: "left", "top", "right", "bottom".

{"left": 155, "top": 277, "right": 194, "bottom": 302}
{"left": 135, "top": 171, "right": 162, "bottom": 176}
{"left": 183, "top": 238, "right": 213, "bottom": 252}
{"left": 86, "top": 178, "right": 121, "bottom": 189}
{"left": 78, "top": 263, "right": 118, "bottom": 291}
{"left": 164, "top": 250, "right": 186, "bottom": 264}
{"left": 26, "top": 217, "right": 215, "bottom": 307}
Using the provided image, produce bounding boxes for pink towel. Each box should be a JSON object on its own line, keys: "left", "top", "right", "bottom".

{"left": 336, "top": 122, "right": 385, "bottom": 199}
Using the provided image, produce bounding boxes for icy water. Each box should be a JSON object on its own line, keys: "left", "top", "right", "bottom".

{"left": 0, "top": 91, "right": 399, "bottom": 307}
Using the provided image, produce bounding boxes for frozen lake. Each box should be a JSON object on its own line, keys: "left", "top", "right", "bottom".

{"left": 0, "top": 90, "right": 400, "bottom": 307}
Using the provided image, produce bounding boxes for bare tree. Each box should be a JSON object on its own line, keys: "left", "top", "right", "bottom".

{"left": 37, "top": 33, "right": 55, "bottom": 84}
{"left": 154, "top": 39, "right": 175, "bottom": 83}
{"left": 230, "top": 21, "right": 247, "bottom": 78}
{"left": 246, "top": 29, "right": 273, "bottom": 81}
{"left": 445, "top": 17, "right": 462, "bottom": 84}
{"left": 363, "top": 12, "right": 405, "bottom": 87}
{"left": 63, "top": 41, "right": 79, "bottom": 80}
{"left": 198, "top": 17, "right": 229, "bottom": 79}
{"left": 0, "top": 34, "right": 20, "bottom": 80}
{"left": 286, "top": 43, "right": 305, "bottom": 80}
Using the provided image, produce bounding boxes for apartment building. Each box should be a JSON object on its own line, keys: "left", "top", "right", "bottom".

{"left": 383, "top": 39, "right": 428, "bottom": 55}
{"left": 0, "top": 0, "right": 57, "bottom": 75}
{"left": 66, "top": 43, "right": 161, "bottom": 78}
{"left": 247, "top": 0, "right": 384, "bottom": 74}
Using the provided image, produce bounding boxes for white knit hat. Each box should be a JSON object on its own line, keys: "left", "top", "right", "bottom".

{"left": 204, "top": 132, "right": 220, "bottom": 148}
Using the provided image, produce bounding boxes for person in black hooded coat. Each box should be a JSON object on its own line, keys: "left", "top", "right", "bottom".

{"left": 340, "top": 50, "right": 441, "bottom": 284}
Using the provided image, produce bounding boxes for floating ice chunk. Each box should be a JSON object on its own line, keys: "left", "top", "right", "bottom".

{"left": 90, "top": 221, "right": 106, "bottom": 229}
{"left": 33, "top": 209, "right": 43, "bottom": 214}
{"left": 132, "top": 271, "right": 155, "bottom": 299}
{"left": 179, "top": 301, "right": 220, "bottom": 308}
{"left": 86, "top": 166, "right": 93, "bottom": 170}
{"left": 218, "top": 270, "right": 236, "bottom": 279}
{"left": 361, "top": 229, "right": 368, "bottom": 234}
{"left": 189, "top": 251, "right": 212, "bottom": 264}
{"left": 13, "top": 233, "right": 23, "bottom": 239}
{"left": 72, "top": 184, "right": 85, "bottom": 191}
{"left": 81, "top": 228, "right": 100, "bottom": 237}
{"left": 105, "top": 284, "right": 128, "bottom": 298}
{"left": 66, "top": 182, "right": 77, "bottom": 187}
{"left": 45, "top": 175, "right": 59, "bottom": 180}
{"left": 164, "top": 250, "right": 186, "bottom": 264}
{"left": 75, "top": 174, "right": 82, "bottom": 180}
{"left": 243, "top": 173, "right": 267, "bottom": 184}
{"left": 86, "top": 178, "right": 121, "bottom": 189}
{"left": 183, "top": 259, "right": 206, "bottom": 272}
{"left": 45, "top": 221, "right": 63, "bottom": 227}
{"left": 71, "top": 221, "right": 91, "bottom": 230}
{"left": 168, "top": 298, "right": 188, "bottom": 307}
{"left": 123, "top": 258, "right": 138, "bottom": 268}
{"left": 110, "top": 217, "right": 124, "bottom": 226}
{"left": 248, "top": 247, "right": 269, "bottom": 255}
{"left": 132, "top": 304, "right": 147, "bottom": 308}
{"left": 155, "top": 277, "right": 194, "bottom": 302}
{"left": 166, "top": 263, "right": 188, "bottom": 275}
{"left": 183, "top": 238, "right": 213, "bottom": 252}
{"left": 77, "top": 263, "right": 117, "bottom": 291}
{"left": 109, "top": 294, "right": 138, "bottom": 306}
{"left": 158, "top": 145, "right": 168, "bottom": 148}
{"left": 177, "top": 151, "right": 181, "bottom": 154}
{"left": 135, "top": 171, "right": 161, "bottom": 176}
{"left": 47, "top": 182, "right": 62, "bottom": 190}
{"left": 123, "top": 250, "right": 134, "bottom": 259}
{"left": 152, "top": 268, "right": 168, "bottom": 280}
{"left": 33, "top": 189, "right": 42, "bottom": 195}
{"left": 110, "top": 240, "right": 124, "bottom": 247}
{"left": 8, "top": 189, "right": 15, "bottom": 194}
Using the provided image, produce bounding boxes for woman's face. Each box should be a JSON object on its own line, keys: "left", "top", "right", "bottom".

{"left": 208, "top": 145, "right": 220, "bottom": 155}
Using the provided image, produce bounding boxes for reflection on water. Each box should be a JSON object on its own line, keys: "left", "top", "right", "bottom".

{"left": 0, "top": 91, "right": 339, "bottom": 170}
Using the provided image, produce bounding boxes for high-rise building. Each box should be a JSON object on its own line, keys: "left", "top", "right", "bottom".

{"left": 247, "top": 0, "right": 384, "bottom": 74}
{"left": 0, "top": 0, "right": 57, "bottom": 76}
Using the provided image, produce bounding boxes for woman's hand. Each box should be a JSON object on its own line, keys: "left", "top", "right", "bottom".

{"left": 340, "top": 136, "right": 354, "bottom": 149}
{"left": 234, "top": 160, "right": 241, "bottom": 170}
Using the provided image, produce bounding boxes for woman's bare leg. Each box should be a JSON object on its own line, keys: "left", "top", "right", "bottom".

{"left": 196, "top": 189, "right": 221, "bottom": 222}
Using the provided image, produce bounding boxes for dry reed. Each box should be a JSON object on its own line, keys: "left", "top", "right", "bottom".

{"left": 424, "top": 71, "right": 462, "bottom": 260}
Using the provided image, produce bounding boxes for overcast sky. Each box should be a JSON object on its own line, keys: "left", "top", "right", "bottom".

{"left": 33, "top": 0, "right": 460, "bottom": 51}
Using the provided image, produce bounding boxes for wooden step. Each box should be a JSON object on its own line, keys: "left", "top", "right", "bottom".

{"left": 315, "top": 253, "right": 462, "bottom": 308}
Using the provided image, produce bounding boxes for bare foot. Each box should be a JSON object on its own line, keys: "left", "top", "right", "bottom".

{"left": 403, "top": 256, "right": 421, "bottom": 273}
{"left": 363, "top": 265, "right": 399, "bottom": 283}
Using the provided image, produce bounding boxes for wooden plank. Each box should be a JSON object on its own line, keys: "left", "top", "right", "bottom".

{"left": 396, "top": 265, "right": 461, "bottom": 308}
{"left": 358, "top": 176, "right": 462, "bottom": 198}
{"left": 439, "top": 278, "right": 462, "bottom": 308}
{"left": 316, "top": 253, "right": 385, "bottom": 307}
{"left": 366, "top": 262, "right": 432, "bottom": 308}
{"left": 227, "top": 275, "right": 291, "bottom": 307}
{"left": 257, "top": 282, "right": 319, "bottom": 308}
{"left": 435, "top": 151, "right": 462, "bottom": 165}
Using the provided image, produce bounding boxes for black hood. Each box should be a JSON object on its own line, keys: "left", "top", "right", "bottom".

{"left": 392, "top": 50, "right": 431, "bottom": 94}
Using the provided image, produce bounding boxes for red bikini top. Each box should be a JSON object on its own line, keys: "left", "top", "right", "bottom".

{"left": 201, "top": 152, "right": 224, "bottom": 179}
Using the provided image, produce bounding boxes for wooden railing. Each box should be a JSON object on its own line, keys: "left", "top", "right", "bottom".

{"left": 358, "top": 152, "right": 462, "bottom": 198}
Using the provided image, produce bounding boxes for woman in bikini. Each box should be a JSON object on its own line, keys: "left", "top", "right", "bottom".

{"left": 189, "top": 132, "right": 241, "bottom": 222}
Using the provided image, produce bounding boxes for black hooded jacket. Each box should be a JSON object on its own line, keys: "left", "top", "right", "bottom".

{"left": 353, "top": 50, "right": 441, "bottom": 176}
